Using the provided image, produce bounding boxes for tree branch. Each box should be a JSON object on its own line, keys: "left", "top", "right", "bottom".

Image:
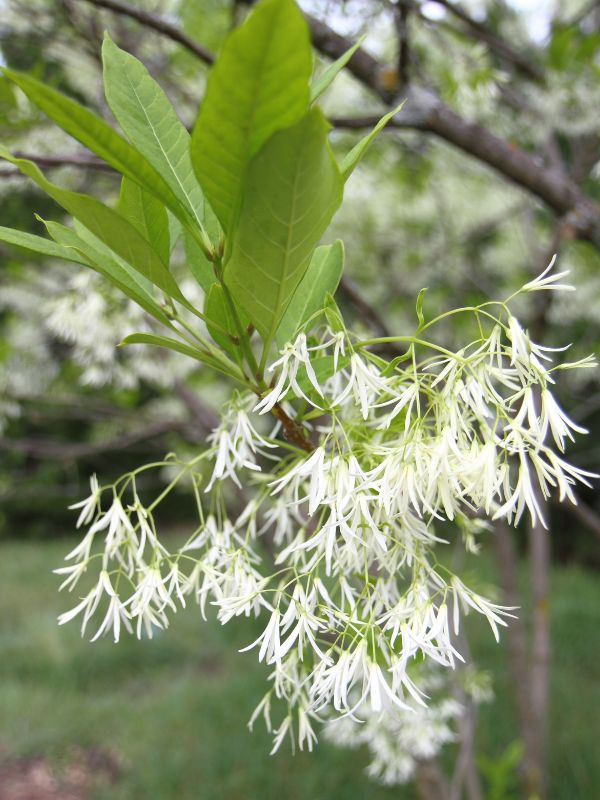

{"left": 17, "top": 0, "right": 600, "bottom": 252}
{"left": 306, "top": 17, "right": 600, "bottom": 251}
{"left": 394, "top": 0, "right": 412, "bottom": 89}
{"left": 0, "top": 420, "right": 183, "bottom": 459}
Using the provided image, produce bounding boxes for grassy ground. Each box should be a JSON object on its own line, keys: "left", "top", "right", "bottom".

{"left": 0, "top": 538, "right": 598, "bottom": 799}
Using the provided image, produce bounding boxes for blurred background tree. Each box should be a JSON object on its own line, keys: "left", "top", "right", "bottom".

{"left": 0, "top": 1, "right": 598, "bottom": 799}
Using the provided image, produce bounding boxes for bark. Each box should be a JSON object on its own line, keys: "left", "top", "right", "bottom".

{"left": 414, "top": 759, "right": 450, "bottom": 800}
{"left": 493, "top": 520, "right": 550, "bottom": 798}
{"left": 527, "top": 503, "right": 551, "bottom": 799}
{"left": 75, "top": 0, "right": 600, "bottom": 252}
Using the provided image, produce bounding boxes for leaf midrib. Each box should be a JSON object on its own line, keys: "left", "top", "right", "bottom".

{"left": 123, "top": 71, "right": 201, "bottom": 228}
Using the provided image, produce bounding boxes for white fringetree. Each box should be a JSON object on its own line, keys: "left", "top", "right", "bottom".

{"left": 0, "top": 0, "right": 596, "bottom": 795}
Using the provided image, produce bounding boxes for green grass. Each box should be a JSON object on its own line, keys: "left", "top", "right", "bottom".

{"left": 0, "top": 539, "right": 598, "bottom": 799}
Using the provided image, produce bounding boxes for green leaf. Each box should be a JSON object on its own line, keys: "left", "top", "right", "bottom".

{"left": 0, "top": 76, "right": 16, "bottom": 112}
{"left": 102, "top": 37, "right": 216, "bottom": 241}
{"left": 204, "top": 283, "right": 244, "bottom": 360}
{"left": 340, "top": 101, "right": 405, "bottom": 181}
{"left": 224, "top": 109, "right": 343, "bottom": 341}
{"left": 183, "top": 230, "right": 215, "bottom": 294}
{"left": 42, "top": 219, "right": 171, "bottom": 325}
{"left": 191, "top": 0, "right": 312, "bottom": 236}
{"left": 117, "top": 177, "right": 170, "bottom": 266}
{"left": 310, "top": 36, "right": 365, "bottom": 103}
{"left": 277, "top": 240, "right": 345, "bottom": 345}
{"left": 119, "top": 333, "right": 207, "bottom": 362}
{"left": 415, "top": 287, "right": 427, "bottom": 330}
{"left": 0, "top": 225, "right": 87, "bottom": 264}
{"left": 120, "top": 333, "right": 243, "bottom": 382}
{"left": 71, "top": 219, "right": 152, "bottom": 296}
{"left": 2, "top": 68, "right": 194, "bottom": 228}
{"left": 0, "top": 147, "right": 186, "bottom": 304}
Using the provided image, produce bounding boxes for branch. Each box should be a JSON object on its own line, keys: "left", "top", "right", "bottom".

{"left": 0, "top": 420, "right": 183, "bottom": 459}
{"left": 19, "top": 1, "right": 600, "bottom": 252}
{"left": 305, "top": 16, "right": 600, "bottom": 250}
{"left": 0, "top": 152, "right": 115, "bottom": 179}
{"left": 76, "top": 0, "right": 215, "bottom": 64}
{"left": 394, "top": 0, "right": 412, "bottom": 89}
{"left": 338, "top": 275, "right": 392, "bottom": 338}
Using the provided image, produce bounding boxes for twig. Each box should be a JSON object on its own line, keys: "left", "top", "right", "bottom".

{"left": 339, "top": 276, "right": 391, "bottom": 338}
{"left": 0, "top": 420, "right": 183, "bottom": 459}
{"left": 394, "top": 0, "right": 411, "bottom": 89}
{"left": 174, "top": 379, "right": 219, "bottom": 433}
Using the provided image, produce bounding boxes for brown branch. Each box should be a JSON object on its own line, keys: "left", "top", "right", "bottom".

{"left": 306, "top": 16, "right": 600, "bottom": 251}
{"left": 46, "top": 1, "right": 600, "bottom": 253}
{"left": 75, "top": 0, "right": 215, "bottom": 64}
{"left": 339, "top": 275, "right": 391, "bottom": 338}
{"left": 271, "top": 404, "right": 314, "bottom": 453}
{"left": 0, "top": 152, "right": 115, "bottom": 179}
{"left": 307, "top": 13, "right": 389, "bottom": 99}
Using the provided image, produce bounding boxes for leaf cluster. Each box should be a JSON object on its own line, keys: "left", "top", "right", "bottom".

{"left": 0, "top": 0, "right": 398, "bottom": 392}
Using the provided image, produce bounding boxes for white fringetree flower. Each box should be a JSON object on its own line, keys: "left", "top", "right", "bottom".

{"left": 57, "top": 261, "right": 596, "bottom": 761}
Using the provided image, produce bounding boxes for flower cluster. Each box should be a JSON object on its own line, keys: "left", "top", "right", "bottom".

{"left": 324, "top": 667, "right": 467, "bottom": 785}
{"left": 58, "top": 261, "right": 595, "bottom": 755}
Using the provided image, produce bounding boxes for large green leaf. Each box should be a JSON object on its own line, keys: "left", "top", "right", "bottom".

{"left": 117, "top": 177, "right": 170, "bottom": 267}
{"left": 310, "top": 37, "right": 365, "bottom": 103}
{"left": 276, "top": 240, "right": 345, "bottom": 346}
{"left": 71, "top": 219, "right": 152, "bottom": 296}
{"left": 0, "top": 148, "right": 185, "bottom": 304}
{"left": 120, "top": 333, "right": 244, "bottom": 382}
{"left": 224, "top": 109, "right": 343, "bottom": 341}
{"left": 43, "top": 220, "right": 170, "bottom": 325}
{"left": 2, "top": 68, "right": 192, "bottom": 227}
{"left": 191, "top": 0, "right": 312, "bottom": 236}
{"left": 102, "top": 37, "right": 215, "bottom": 241}
{"left": 340, "top": 102, "right": 405, "bottom": 181}
{"left": 0, "top": 225, "right": 87, "bottom": 264}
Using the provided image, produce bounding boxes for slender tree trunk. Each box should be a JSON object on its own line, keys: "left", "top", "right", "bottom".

{"left": 493, "top": 519, "right": 550, "bottom": 798}
{"left": 414, "top": 759, "right": 450, "bottom": 800}
{"left": 526, "top": 503, "right": 551, "bottom": 798}
{"left": 450, "top": 693, "right": 483, "bottom": 800}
